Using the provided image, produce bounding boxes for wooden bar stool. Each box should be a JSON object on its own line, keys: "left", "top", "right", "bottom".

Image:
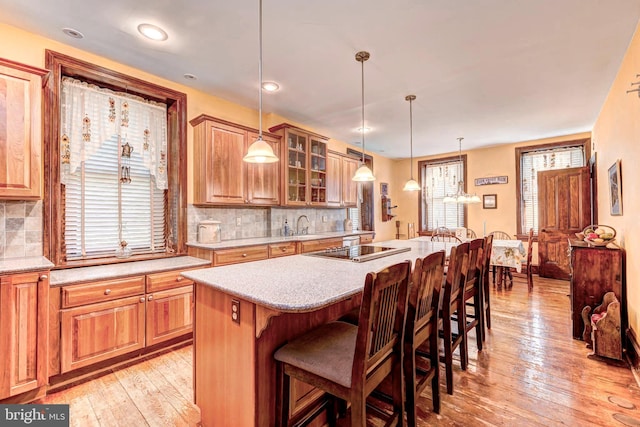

{"left": 274, "top": 261, "right": 411, "bottom": 427}
{"left": 480, "top": 234, "right": 494, "bottom": 341}
{"left": 456, "top": 238, "right": 484, "bottom": 367}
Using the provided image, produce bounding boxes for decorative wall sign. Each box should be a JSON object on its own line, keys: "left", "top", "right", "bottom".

{"left": 608, "top": 160, "right": 622, "bottom": 215}
{"left": 475, "top": 176, "right": 508, "bottom": 186}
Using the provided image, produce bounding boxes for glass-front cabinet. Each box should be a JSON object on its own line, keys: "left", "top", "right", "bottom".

{"left": 271, "top": 123, "right": 328, "bottom": 206}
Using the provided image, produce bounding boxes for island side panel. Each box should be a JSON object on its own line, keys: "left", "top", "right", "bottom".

{"left": 255, "top": 295, "right": 361, "bottom": 426}
{"left": 194, "top": 282, "right": 256, "bottom": 427}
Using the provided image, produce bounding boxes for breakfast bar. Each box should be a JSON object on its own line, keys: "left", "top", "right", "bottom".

{"left": 182, "top": 240, "right": 456, "bottom": 426}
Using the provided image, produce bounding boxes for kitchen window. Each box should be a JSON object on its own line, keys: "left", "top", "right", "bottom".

{"left": 418, "top": 155, "right": 467, "bottom": 233}
{"left": 515, "top": 139, "right": 589, "bottom": 237}
{"left": 44, "top": 50, "right": 187, "bottom": 266}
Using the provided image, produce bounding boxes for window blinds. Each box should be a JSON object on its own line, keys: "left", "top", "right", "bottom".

{"left": 520, "top": 146, "right": 585, "bottom": 233}
{"left": 420, "top": 159, "right": 465, "bottom": 231}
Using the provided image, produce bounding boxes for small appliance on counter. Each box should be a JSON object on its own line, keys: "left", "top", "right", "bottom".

{"left": 343, "top": 218, "right": 353, "bottom": 232}
{"left": 198, "top": 220, "right": 221, "bottom": 243}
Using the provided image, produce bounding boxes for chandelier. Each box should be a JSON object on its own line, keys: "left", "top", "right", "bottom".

{"left": 443, "top": 137, "right": 480, "bottom": 204}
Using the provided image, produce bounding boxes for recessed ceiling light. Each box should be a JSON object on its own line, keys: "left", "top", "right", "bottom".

{"left": 262, "top": 81, "right": 280, "bottom": 92}
{"left": 137, "top": 23, "right": 168, "bottom": 41}
{"left": 183, "top": 73, "right": 197, "bottom": 80}
{"left": 356, "top": 127, "right": 371, "bottom": 133}
{"left": 62, "top": 27, "right": 84, "bottom": 39}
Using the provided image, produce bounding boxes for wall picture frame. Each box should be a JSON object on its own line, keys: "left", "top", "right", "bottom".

{"left": 483, "top": 194, "right": 497, "bottom": 209}
{"left": 608, "top": 160, "right": 622, "bottom": 216}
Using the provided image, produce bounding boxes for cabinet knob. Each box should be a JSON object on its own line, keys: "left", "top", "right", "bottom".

{"left": 104, "top": 289, "right": 111, "bottom": 295}
{"left": 281, "top": 247, "right": 287, "bottom": 252}
{"left": 148, "top": 295, "right": 154, "bottom": 301}
{"left": 176, "top": 275, "right": 183, "bottom": 282}
{"left": 242, "top": 253, "right": 248, "bottom": 257}
{"left": 39, "top": 274, "right": 48, "bottom": 281}
{"left": 140, "top": 297, "right": 145, "bottom": 303}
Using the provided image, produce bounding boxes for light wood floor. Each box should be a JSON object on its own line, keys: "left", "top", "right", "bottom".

{"left": 39, "top": 275, "right": 640, "bottom": 426}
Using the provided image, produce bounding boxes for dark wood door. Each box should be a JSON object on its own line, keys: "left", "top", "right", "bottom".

{"left": 538, "top": 166, "right": 591, "bottom": 279}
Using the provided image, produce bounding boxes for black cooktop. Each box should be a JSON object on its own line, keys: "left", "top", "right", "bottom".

{"left": 306, "top": 245, "right": 410, "bottom": 263}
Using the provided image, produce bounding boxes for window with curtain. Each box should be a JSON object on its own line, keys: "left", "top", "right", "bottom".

{"left": 518, "top": 144, "right": 586, "bottom": 235}
{"left": 419, "top": 157, "right": 466, "bottom": 232}
{"left": 60, "top": 77, "right": 168, "bottom": 260}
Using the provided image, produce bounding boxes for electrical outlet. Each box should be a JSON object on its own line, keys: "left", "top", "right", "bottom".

{"left": 322, "top": 215, "right": 327, "bottom": 223}
{"left": 236, "top": 217, "right": 242, "bottom": 226}
{"left": 231, "top": 299, "right": 240, "bottom": 324}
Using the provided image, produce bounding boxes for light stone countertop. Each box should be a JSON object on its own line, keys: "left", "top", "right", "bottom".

{"left": 186, "top": 230, "right": 373, "bottom": 250}
{"left": 0, "top": 256, "right": 54, "bottom": 275}
{"left": 50, "top": 256, "right": 211, "bottom": 287}
{"left": 182, "top": 239, "right": 457, "bottom": 313}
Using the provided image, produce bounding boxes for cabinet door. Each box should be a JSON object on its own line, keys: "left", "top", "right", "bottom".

{"left": 342, "top": 156, "right": 359, "bottom": 207}
{"left": 0, "top": 271, "right": 49, "bottom": 398}
{"left": 199, "top": 121, "right": 247, "bottom": 204}
{"left": 0, "top": 60, "right": 48, "bottom": 200}
{"left": 284, "top": 129, "right": 308, "bottom": 206}
{"left": 60, "top": 295, "right": 145, "bottom": 373}
{"left": 309, "top": 137, "right": 327, "bottom": 206}
{"left": 326, "top": 152, "right": 342, "bottom": 207}
{"left": 146, "top": 286, "right": 193, "bottom": 347}
{"left": 246, "top": 132, "right": 280, "bottom": 205}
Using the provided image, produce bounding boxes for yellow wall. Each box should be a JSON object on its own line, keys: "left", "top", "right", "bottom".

{"left": 592, "top": 21, "right": 640, "bottom": 337}
{"left": 0, "top": 22, "right": 396, "bottom": 239}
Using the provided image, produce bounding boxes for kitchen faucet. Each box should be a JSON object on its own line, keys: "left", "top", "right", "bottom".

{"left": 296, "top": 215, "right": 310, "bottom": 235}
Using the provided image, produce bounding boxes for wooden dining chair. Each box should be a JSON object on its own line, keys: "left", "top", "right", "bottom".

{"left": 274, "top": 261, "right": 411, "bottom": 427}
{"left": 431, "top": 227, "right": 462, "bottom": 243}
{"left": 525, "top": 228, "right": 534, "bottom": 292}
{"left": 489, "top": 230, "right": 513, "bottom": 286}
{"left": 480, "top": 234, "right": 494, "bottom": 341}
{"left": 466, "top": 228, "right": 477, "bottom": 239}
{"left": 440, "top": 242, "right": 469, "bottom": 395}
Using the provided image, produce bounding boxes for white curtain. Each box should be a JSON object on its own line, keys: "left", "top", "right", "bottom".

{"left": 60, "top": 77, "right": 168, "bottom": 189}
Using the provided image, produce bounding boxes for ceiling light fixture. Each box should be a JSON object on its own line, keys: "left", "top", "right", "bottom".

{"left": 62, "top": 27, "right": 84, "bottom": 39}
{"left": 352, "top": 51, "right": 375, "bottom": 182}
{"left": 137, "top": 23, "right": 168, "bottom": 41}
{"left": 403, "top": 95, "right": 420, "bottom": 192}
{"left": 356, "top": 126, "right": 371, "bottom": 133}
{"left": 183, "top": 73, "right": 197, "bottom": 80}
{"left": 243, "top": 0, "right": 279, "bottom": 164}
{"left": 443, "top": 137, "right": 481, "bottom": 204}
{"left": 261, "top": 81, "right": 280, "bottom": 92}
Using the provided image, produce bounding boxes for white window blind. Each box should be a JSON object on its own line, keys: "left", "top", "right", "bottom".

{"left": 520, "top": 146, "right": 585, "bottom": 234}
{"left": 420, "top": 159, "right": 465, "bottom": 231}
{"left": 62, "top": 80, "right": 167, "bottom": 260}
{"left": 348, "top": 185, "right": 362, "bottom": 231}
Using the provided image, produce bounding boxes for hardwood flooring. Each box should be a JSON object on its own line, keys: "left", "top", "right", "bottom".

{"left": 39, "top": 275, "right": 640, "bottom": 426}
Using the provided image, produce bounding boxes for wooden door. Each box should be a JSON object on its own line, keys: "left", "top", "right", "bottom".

{"left": 146, "top": 286, "right": 194, "bottom": 346}
{"left": 204, "top": 121, "right": 246, "bottom": 204}
{"left": 60, "top": 296, "right": 145, "bottom": 373}
{"left": 538, "top": 166, "right": 591, "bottom": 279}
{"left": 246, "top": 132, "right": 280, "bottom": 205}
{"left": 342, "top": 156, "right": 359, "bottom": 207}
{"left": 326, "top": 152, "right": 342, "bottom": 207}
{"left": 0, "top": 271, "right": 49, "bottom": 399}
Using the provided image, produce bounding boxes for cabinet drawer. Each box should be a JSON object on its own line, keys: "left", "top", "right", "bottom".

{"left": 146, "top": 270, "right": 195, "bottom": 293}
{"left": 299, "top": 238, "right": 343, "bottom": 254}
{"left": 62, "top": 276, "right": 145, "bottom": 308}
{"left": 269, "top": 242, "right": 297, "bottom": 258}
{"left": 213, "top": 245, "right": 269, "bottom": 266}
{"left": 359, "top": 234, "right": 374, "bottom": 244}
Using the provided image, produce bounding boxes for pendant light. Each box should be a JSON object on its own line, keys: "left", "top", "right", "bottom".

{"left": 443, "top": 137, "right": 481, "bottom": 204}
{"left": 243, "top": 0, "right": 279, "bottom": 164}
{"left": 403, "top": 95, "right": 420, "bottom": 191}
{"left": 352, "top": 51, "right": 375, "bottom": 181}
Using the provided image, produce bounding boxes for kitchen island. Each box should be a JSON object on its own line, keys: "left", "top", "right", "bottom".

{"left": 182, "top": 239, "right": 456, "bottom": 427}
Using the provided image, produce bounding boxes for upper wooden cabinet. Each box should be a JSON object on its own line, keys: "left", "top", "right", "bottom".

{"left": 191, "top": 115, "right": 281, "bottom": 206}
{"left": 269, "top": 123, "right": 328, "bottom": 207}
{"left": 0, "top": 58, "right": 48, "bottom": 200}
{"left": 327, "top": 150, "right": 359, "bottom": 208}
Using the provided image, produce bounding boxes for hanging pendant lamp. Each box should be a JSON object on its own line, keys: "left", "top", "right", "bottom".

{"left": 443, "top": 137, "right": 480, "bottom": 203}
{"left": 243, "top": 0, "right": 279, "bottom": 163}
{"left": 403, "top": 95, "right": 420, "bottom": 191}
{"left": 352, "top": 51, "right": 375, "bottom": 182}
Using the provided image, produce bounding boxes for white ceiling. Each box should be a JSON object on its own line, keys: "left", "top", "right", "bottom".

{"left": 1, "top": 0, "right": 639, "bottom": 159}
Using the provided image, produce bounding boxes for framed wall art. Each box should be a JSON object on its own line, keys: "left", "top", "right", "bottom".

{"left": 483, "top": 194, "right": 497, "bottom": 209}
{"left": 608, "top": 160, "right": 622, "bottom": 215}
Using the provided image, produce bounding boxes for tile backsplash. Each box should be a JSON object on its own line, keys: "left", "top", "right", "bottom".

{"left": 188, "top": 205, "right": 349, "bottom": 243}
{"left": 0, "top": 200, "right": 43, "bottom": 259}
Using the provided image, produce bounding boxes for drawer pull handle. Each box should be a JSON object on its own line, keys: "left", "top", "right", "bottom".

{"left": 176, "top": 276, "right": 184, "bottom": 281}
{"left": 140, "top": 297, "right": 145, "bottom": 303}
{"left": 39, "top": 274, "right": 48, "bottom": 281}
{"left": 104, "top": 289, "right": 111, "bottom": 295}
{"left": 281, "top": 247, "right": 287, "bottom": 252}
{"left": 148, "top": 295, "right": 154, "bottom": 301}
{"left": 242, "top": 253, "right": 248, "bottom": 257}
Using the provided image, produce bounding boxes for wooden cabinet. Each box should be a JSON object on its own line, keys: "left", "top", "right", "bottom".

{"left": 0, "top": 270, "right": 49, "bottom": 399}
{"left": 191, "top": 115, "right": 281, "bottom": 206}
{"left": 268, "top": 241, "right": 297, "bottom": 258}
{"left": 298, "top": 237, "right": 344, "bottom": 254}
{"left": 359, "top": 233, "right": 374, "bottom": 244}
{"left": 0, "top": 58, "right": 48, "bottom": 200}
{"left": 569, "top": 242, "right": 626, "bottom": 349}
{"left": 146, "top": 285, "right": 193, "bottom": 347}
{"left": 213, "top": 245, "right": 269, "bottom": 266}
{"left": 269, "top": 123, "right": 328, "bottom": 206}
{"left": 327, "top": 151, "right": 359, "bottom": 207}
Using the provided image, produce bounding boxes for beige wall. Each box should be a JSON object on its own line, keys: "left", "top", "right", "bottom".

{"left": 592, "top": 21, "right": 640, "bottom": 337}
{"left": 0, "top": 22, "right": 396, "bottom": 240}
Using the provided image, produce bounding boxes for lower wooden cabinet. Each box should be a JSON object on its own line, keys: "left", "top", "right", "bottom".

{"left": 298, "top": 237, "right": 344, "bottom": 253}
{"left": 146, "top": 285, "right": 193, "bottom": 347}
{"left": 0, "top": 270, "right": 49, "bottom": 400}
{"left": 359, "top": 233, "right": 374, "bottom": 244}
{"left": 60, "top": 295, "right": 146, "bottom": 373}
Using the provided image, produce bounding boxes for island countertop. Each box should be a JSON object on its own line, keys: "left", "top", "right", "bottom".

{"left": 182, "top": 239, "right": 456, "bottom": 313}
